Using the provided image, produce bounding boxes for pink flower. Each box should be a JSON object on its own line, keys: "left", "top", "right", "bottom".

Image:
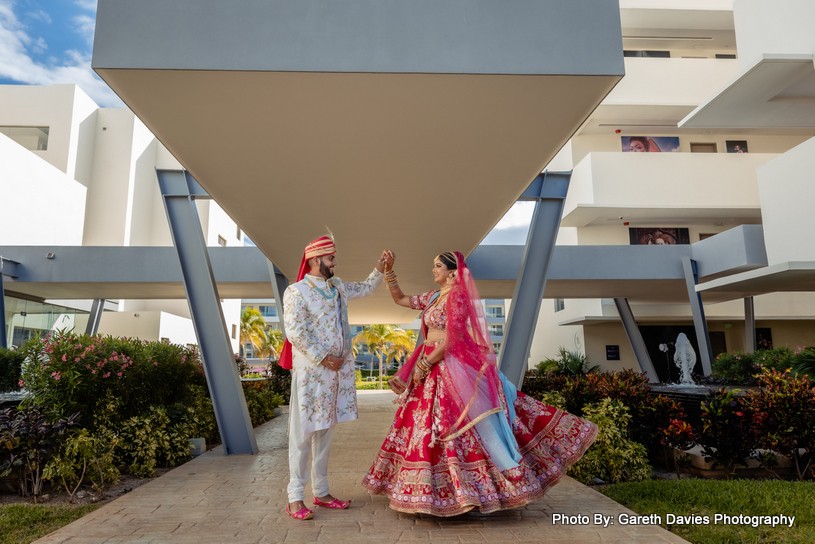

{"left": 74, "top": 357, "right": 80, "bottom": 362}
{"left": 92, "top": 370, "right": 97, "bottom": 374}
{"left": 61, "top": 354, "right": 67, "bottom": 361}
{"left": 154, "top": 362, "right": 158, "bottom": 366}
{"left": 103, "top": 372, "right": 111, "bottom": 378}
{"left": 86, "top": 364, "right": 91, "bottom": 369}
{"left": 18, "top": 380, "right": 24, "bottom": 387}
{"left": 55, "top": 374, "right": 61, "bottom": 381}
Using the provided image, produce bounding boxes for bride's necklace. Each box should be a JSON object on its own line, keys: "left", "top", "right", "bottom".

{"left": 305, "top": 277, "right": 336, "bottom": 300}
{"left": 433, "top": 285, "right": 452, "bottom": 308}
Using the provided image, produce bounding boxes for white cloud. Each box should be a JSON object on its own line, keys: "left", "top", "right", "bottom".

{"left": 492, "top": 201, "right": 535, "bottom": 230}
{"left": 75, "top": 0, "right": 97, "bottom": 12}
{"left": 73, "top": 13, "right": 94, "bottom": 45}
{"left": 0, "top": 0, "right": 123, "bottom": 107}
{"left": 25, "top": 9, "right": 51, "bottom": 24}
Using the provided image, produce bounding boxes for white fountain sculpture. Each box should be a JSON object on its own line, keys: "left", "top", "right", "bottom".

{"left": 673, "top": 333, "right": 696, "bottom": 385}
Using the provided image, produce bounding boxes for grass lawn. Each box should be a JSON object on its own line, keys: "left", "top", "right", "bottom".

{"left": 0, "top": 503, "right": 100, "bottom": 544}
{"left": 599, "top": 479, "right": 815, "bottom": 544}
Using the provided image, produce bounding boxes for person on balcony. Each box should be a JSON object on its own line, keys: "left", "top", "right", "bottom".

{"left": 280, "top": 235, "right": 391, "bottom": 520}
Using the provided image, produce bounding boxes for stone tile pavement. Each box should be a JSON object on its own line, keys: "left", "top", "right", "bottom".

{"left": 35, "top": 391, "right": 689, "bottom": 544}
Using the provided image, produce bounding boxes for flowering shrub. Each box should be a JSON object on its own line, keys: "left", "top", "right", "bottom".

{"left": 661, "top": 419, "right": 698, "bottom": 479}
{"left": 19, "top": 332, "right": 206, "bottom": 422}
{"left": 746, "top": 369, "right": 815, "bottom": 481}
{"left": 698, "top": 388, "right": 754, "bottom": 477}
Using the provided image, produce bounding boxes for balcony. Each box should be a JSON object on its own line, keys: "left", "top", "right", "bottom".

{"left": 562, "top": 151, "right": 778, "bottom": 227}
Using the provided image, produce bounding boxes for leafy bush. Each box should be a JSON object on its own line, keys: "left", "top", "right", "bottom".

{"left": 264, "top": 361, "right": 292, "bottom": 405}
{"left": 698, "top": 388, "right": 754, "bottom": 477}
{"left": 568, "top": 398, "right": 652, "bottom": 484}
{"left": 535, "top": 390, "right": 567, "bottom": 410}
{"left": 535, "top": 347, "right": 600, "bottom": 376}
{"left": 19, "top": 332, "right": 206, "bottom": 422}
{"left": 115, "top": 406, "right": 193, "bottom": 478}
{"left": 710, "top": 346, "right": 815, "bottom": 385}
{"left": 746, "top": 369, "right": 815, "bottom": 481}
{"left": 42, "top": 429, "right": 119, "bottom": 502}
{"left": 0, "top": 406, "right": 79, "bottom": 501}
{"left": 0, "top": 347, "right": 25, "bottom": 393}
{"left": 242, "top": 381, "right": 283, "bottom": 427}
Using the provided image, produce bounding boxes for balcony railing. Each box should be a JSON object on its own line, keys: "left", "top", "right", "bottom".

{"left": 562, "top": 151, "right": 778, "bottom": 227}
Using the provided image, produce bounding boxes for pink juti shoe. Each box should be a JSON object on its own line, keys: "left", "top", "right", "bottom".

{"left": 285, "top": 504, "right": 314, "bottom": 520}
{"left": 313, "top": 497, "right": 351, "bottom": 509}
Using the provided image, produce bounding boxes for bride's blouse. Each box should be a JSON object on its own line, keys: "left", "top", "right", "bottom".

{"left": 410, "top": 290, "right": 446, "bottom": 334}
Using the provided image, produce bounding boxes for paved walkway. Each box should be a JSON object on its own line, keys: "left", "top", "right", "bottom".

{"left": 37, "top": 391, "right": 688, "bottom": 544}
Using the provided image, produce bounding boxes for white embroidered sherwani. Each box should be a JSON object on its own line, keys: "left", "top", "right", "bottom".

{"left": 283, "top": 269, "right": 383, "bottom": 435}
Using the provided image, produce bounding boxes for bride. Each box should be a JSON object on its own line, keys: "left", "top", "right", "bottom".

{"left": 362, "top": 251, "right": 598, "bottom": 516}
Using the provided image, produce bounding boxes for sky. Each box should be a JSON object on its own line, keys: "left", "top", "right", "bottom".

{"left": 0, "top": 0, "right": 123, "bottom": 107}
{"left": 0, "top": 0, "right": 533, "bottom": 243}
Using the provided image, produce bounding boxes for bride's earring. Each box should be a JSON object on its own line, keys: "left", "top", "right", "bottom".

{"left": 446, "top": 273, "right": 455, "bottom": 285}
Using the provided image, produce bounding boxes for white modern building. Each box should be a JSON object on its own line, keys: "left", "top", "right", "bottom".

{"left": 1, "top": 84, "right": 242, "bottom": 351}
{"left": 530, "top": 0, "right": 815, "bottom": 380}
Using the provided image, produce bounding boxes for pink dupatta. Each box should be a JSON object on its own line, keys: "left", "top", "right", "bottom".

{"left": 389, "top": 252, "right": 505, "bottom": 441}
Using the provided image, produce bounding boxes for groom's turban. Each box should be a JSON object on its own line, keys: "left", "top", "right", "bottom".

{"left": 304, "top": 236, "right": 336, "bottom": 261}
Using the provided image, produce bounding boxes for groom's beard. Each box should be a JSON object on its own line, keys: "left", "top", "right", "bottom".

{"left": 320, "top": 260, "right": 334, "bottom": 279}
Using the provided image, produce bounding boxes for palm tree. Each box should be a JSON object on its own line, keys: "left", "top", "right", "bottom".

{"left": 353, "top": 324, "right": 394, "bottom": 390}
{"left": 257, "top": 328, "right": 285, "bottom": 361}
{"left": 385, "top": 328, "right": 418, "bottom": 369}
{"left": 240, "top": 307, "right": 266, "bottom": 358}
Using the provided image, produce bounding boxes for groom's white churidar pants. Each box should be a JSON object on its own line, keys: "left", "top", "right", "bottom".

{"left": 287, "top": 371, "right": 335, "bottom": 503}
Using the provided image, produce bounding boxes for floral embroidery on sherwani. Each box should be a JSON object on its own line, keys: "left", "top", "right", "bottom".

{"left": 284, "top": 269, "right": 383, "bottom": 435}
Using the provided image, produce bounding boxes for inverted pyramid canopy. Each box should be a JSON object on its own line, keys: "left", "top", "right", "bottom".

{"left": 93, "top": 0, "right": 624, "bottom": 323}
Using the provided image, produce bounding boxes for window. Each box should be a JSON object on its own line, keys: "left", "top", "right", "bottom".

{"left": 488, "top": 324, "right": 504, "bottom": 337}
{"left": 554, "top": 299, "right": 565, "bottom": 312}
{"left": 485, "top": 306, "right": 505, "bottom": 319}
{"left": 236, "top": 226, "right": 242, "bottom": 240}
{"left": 716, "top": 54, "right": 737, "bottom": 59}
{"left": 217, "top": 235, "right": 227, "bottom": 247}
{"left": 259, "top": 305, "right": 277, "bottom": 317}
{"left": 231, "top": 324, "right": 237, "bottom": 339}
{"left": 0, "top": 126, "right": 49, "bottom": 150}
{"left": 492, "top": 342, "right": 502, "bottom": 355}
{"left": 623, "top": 50, "right": 670, "bottom": 58}
{"left": 690, "top": 143, "right": 717, "bottom": 153}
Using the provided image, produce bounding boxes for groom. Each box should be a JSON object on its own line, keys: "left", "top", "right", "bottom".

{"left": 279, "top": 235, "right": 391, "bottom": 520}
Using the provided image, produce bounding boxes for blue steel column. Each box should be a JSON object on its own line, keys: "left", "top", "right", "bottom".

{"left": 498, "top": 171, "right": 571, "bottom": 390}
{"left": 156, "top": 169, "right": 258, "bottom": 455}
{"left": 0, "top": 261, "right": 6, "bottom": 349}
{"left": 265, "top": 260, "right": 289, "bottom": 341}
{"left": 613, "top": 298, "right": 658, "bottom": 383}
{"left": 681, "top": 256, "right": 713, "bottom": 377}
{"left": 744, "top": 297, "right": 756, "bottom": 353}
{"left": 84, "top": 299, "right": 106, "bottom": 336}
{"left": 1, "top": 257, "right": 19, "bottom": 349}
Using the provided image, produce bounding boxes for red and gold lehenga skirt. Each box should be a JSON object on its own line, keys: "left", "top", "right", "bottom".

{"left": 362, "top": 361, "right": 598, "bottom": 517}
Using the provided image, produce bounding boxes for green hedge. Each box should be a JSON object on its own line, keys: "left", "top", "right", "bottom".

{"left": 0, "top": 348, "right": 25, "bottom": 393}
